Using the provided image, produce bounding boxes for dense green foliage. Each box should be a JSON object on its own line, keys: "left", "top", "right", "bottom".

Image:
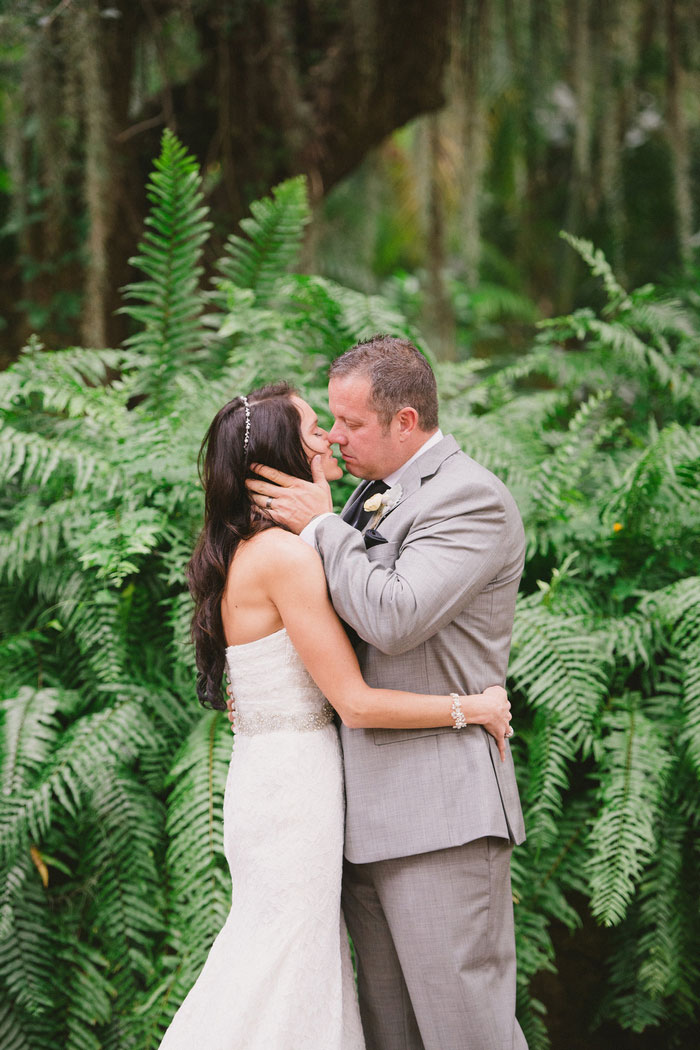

{"left": 1, "top": 132, "right": 699, "bottom": 1049}
{"left": 439, "top": 234, "right": 700, "bottom": 1043}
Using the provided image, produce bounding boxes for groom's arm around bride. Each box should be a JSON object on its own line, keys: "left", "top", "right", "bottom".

{"left": 249, "top": 335, "right": 528, "bottom": 1050}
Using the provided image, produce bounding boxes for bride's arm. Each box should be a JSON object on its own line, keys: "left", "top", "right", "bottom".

{"left": 263, "top": 534, "right": 512, "bottom": 758}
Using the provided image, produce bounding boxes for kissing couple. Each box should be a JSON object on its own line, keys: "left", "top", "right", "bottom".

{"left": 159, "top": 335, "right": 528, "bottom": 1050}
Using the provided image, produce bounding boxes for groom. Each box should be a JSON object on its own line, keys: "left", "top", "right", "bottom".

{"left": 246, "top": 335, "right": 527, "bottom": 1050}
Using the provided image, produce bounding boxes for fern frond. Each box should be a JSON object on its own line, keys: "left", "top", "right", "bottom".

{"left": 596, "top": 789, "right": 700, "bottom": 1036}
{"left": 0, "top": 988, "right": 55, "bottom": 1050}
{"left": 60, "top": 583, "right": 131, "bottom": 690}
{"left": 82, "top": 769, "right": 165, "bottom": 976}
{"left": 522, "top": 710, "right": 578, "bottom": 847}
{"left": 0, "top": 701, "right": 153, "bottom": 869}
{"left": 68, "top": 503, "right": 164, "bottom": 585}
{"left": 587, "top": 699, "right": 673, "bottom": 925}
{"left": 440, "top": 389, "right": 563, "bottom": 499}
{"left": 0, "top": 345, "right": 127, "bottom": 421}
{"left": 644, "top": 575, "right": 700, "bottom": 627}
{"left": 510, "top": 595, "right": 612, "bottom": 738}
{"left": 1, "top": 687, "right": 81, "bottom": 796}
{"left": 634, "top": 806, "right": 695, "bottom": 1003}
{"left": 59, "top": 941, "right": 113, "bottom": 1050}
{"left": 467, "top": 281, "right": 539, "bottom": 326}
{"left": 215, "top": 176, "right": 310, "bottom": 305}
{"left": 585, "top": 317, "right": 693, "bottom": 400}
{"left": 144, "top": 712, "right": 232, "bottom": 1036}
{"left": 121, "top": 129, "right": 211, "bottom": 406}
{"left": 0, "top": 501, "right": 66, "bottom": 585}
{"left": 559, "top": 231, "right": 630, "bottom": 309}
{"left": 679, "top": 641, "right": 700, "bottom": 776}
{"left": 515, "top": 981, "right": 550, "bottom": 1050}
{"left": 164, "top": 711, "right": 231, "bottom": 913}
{"left": 528, "top": 390, "right": 621, "bottom": 533}
{"left": 625, "top": 295, "right": 697, "bottom": 344}
{"left": 602, "top": 931, "right": 668, "bottom": 1032}
{"left": 606, "top": 611, "right": 661, "bottom": 671}
{"left": 0, "top": 422, "right": 106, "bottom": 493}
{"left": 0, "top": 858, "right": 55, "bottom": 1018}
{"left": 289, "top": 274, "right": 412, "bottom": 351}
{"left": 643, "top": 577, "right": 700, "bottom": 775}
{"left": 603, "top": 424, "right": 700, "bottom": 541}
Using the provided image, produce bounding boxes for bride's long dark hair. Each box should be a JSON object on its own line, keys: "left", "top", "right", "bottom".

{"left": 188, "top": 382, "right": 314, "bottom": 708}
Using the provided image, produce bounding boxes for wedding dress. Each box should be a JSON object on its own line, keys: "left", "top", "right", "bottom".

{"left": 159, "top": 627, "right": 366, "bottom": 1050}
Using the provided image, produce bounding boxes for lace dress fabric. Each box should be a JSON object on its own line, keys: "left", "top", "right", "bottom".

{"left": 159, "top": 628, "right": 365, "bottom": 1050}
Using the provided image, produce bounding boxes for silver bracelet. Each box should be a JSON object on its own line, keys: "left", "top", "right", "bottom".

{"left": 450, "top": 692, "right": 468, "bottom": 729}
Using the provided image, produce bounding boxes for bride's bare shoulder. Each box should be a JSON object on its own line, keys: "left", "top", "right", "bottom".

{"left": 238, "top": 527, "right": 324, "bottom": 575}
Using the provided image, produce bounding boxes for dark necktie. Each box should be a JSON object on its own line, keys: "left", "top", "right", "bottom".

{"left": 345, "top": 480, "right": 389, "bottom": 532}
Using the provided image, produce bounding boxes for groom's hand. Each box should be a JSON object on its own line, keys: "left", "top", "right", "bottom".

{"left": 246, "top": 457, "right": 333, "bottom": 534}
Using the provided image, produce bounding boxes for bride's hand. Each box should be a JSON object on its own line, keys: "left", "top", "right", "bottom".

{"left": 225, "top": 682, "right": 235, "bottom": 733}
{"left": 479, "top": 685, "right": 512, "bottom": 762}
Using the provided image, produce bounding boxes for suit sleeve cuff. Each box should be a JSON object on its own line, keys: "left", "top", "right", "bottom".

{"left": 300, "top": 512, "right": 335, "bottom": 547}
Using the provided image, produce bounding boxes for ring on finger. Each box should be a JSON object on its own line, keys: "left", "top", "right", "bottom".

{"left": 266, "top": 496, "right": 274, "bottom": 510}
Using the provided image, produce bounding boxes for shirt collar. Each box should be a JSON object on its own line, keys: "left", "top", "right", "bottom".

{"left": 382, "top": 429, "right": 443, "bottom": 488}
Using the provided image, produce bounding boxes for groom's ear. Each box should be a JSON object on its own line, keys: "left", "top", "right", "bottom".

{"left": 395, "top": 406, "right": 419, "bottom": 440}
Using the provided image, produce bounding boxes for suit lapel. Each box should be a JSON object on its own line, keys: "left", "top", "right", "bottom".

{"left": 369, "top": 435, "right": 461, "bottom": 527}
{"left": 341, "top": 479, "right": 373, "bottom": 523}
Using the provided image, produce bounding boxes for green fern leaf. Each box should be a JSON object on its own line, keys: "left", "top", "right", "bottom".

{"left": 559, "top": 231, "right": 630, "bottom": 309}
{"left": 81, "top": 769, "right": 165, "bottom": 974}
{"left": 215, "top": 176, "right": 310, "bottom": 305}
{"left": 0, "top": 701, "right": 153, "bottom": 869}
{"left": 522, "top": 710, "right": 578, "bottom": 847}
{"left": 0, "top": 859, "right": 55, "bottom": 1018}
{"left": 59, "top": 941, "right": 113, "bottom": 1050}
{"left": 121, "top": 129, "right": 212, "bottom": 407}
{"left": 644, "top": 578, "right": 700, "bottom": 775}
{"left": 144, "top": 712, "right": 232, "bottom": 1036}
{"left": 0, "top": 989, "right": 55, "bottom": 1050}
{"left": 587, "top": 699, "right": 673, "bottom": 925}
{"left": 1, "top": 688, "right": 81, "bottom": 796}
{"left": 0, "top": 424, "right": 105, "bottom": 494}
{"left": 510, "top": 595, "right": 612, "bottom": 737}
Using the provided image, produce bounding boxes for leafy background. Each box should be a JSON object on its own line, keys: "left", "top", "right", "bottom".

{"left": 1, "top": 132, "right": 699, "bottom": 1049}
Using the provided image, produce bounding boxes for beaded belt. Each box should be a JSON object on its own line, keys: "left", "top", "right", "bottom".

{"left": 234, "top": 700, "right": 336, "bottom": 736}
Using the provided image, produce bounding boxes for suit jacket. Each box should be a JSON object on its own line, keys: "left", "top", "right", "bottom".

{"left": 314, "top": 434, "right": 526, "bottom": 863}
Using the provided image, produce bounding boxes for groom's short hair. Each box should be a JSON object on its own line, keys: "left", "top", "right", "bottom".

{"left": 329, "top": 335, "right": 439, "bottom": 432}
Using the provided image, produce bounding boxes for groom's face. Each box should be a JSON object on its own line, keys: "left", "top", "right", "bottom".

{"left": 328, "top": 375, "right": 403, "bottom": 480}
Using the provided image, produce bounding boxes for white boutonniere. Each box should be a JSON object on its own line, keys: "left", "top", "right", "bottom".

{"left": 363, "top": 484, "right": 402, "bottom": 529}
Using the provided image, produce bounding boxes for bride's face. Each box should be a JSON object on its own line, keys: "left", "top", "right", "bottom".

{"left": 292, "top": 397, "right": 344, "bottom": 481}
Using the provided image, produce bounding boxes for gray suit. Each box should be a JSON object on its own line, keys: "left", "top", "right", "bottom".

{"left": 314, "top": 435, "right": 527, "bottom": 1050}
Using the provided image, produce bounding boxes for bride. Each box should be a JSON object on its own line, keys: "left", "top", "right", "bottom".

{"left": 158, "top": 382, "right": 512, "bottom": 1050}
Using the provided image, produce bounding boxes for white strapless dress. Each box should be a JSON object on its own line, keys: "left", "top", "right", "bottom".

{"left": 159, "top": 628, "right": 366, "bottom": 1050}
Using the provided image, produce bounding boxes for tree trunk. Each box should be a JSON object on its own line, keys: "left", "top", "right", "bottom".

{"left": 665, "top": 0, "right": 693, "bottom": 270}
{"left": 423, "top": 114, "right": 457, "bottom": 360}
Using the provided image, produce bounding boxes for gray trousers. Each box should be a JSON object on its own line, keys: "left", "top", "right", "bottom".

{"left": 342, "top": 838, "right": 527, "bottom": 1050}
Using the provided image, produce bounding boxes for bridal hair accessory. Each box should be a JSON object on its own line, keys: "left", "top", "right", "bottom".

{"left": 240, "top": 396, "right": 251, "bottom": 452}
{"left": 450, "top": 693, "right": 468, "bottom": 729}
{"left": 364, "top": 483, "right": 402, "bottom": 529}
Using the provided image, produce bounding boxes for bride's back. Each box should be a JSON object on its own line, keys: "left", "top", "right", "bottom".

{"left": 221, "top": 527, "right": 307, "bottom": 647}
